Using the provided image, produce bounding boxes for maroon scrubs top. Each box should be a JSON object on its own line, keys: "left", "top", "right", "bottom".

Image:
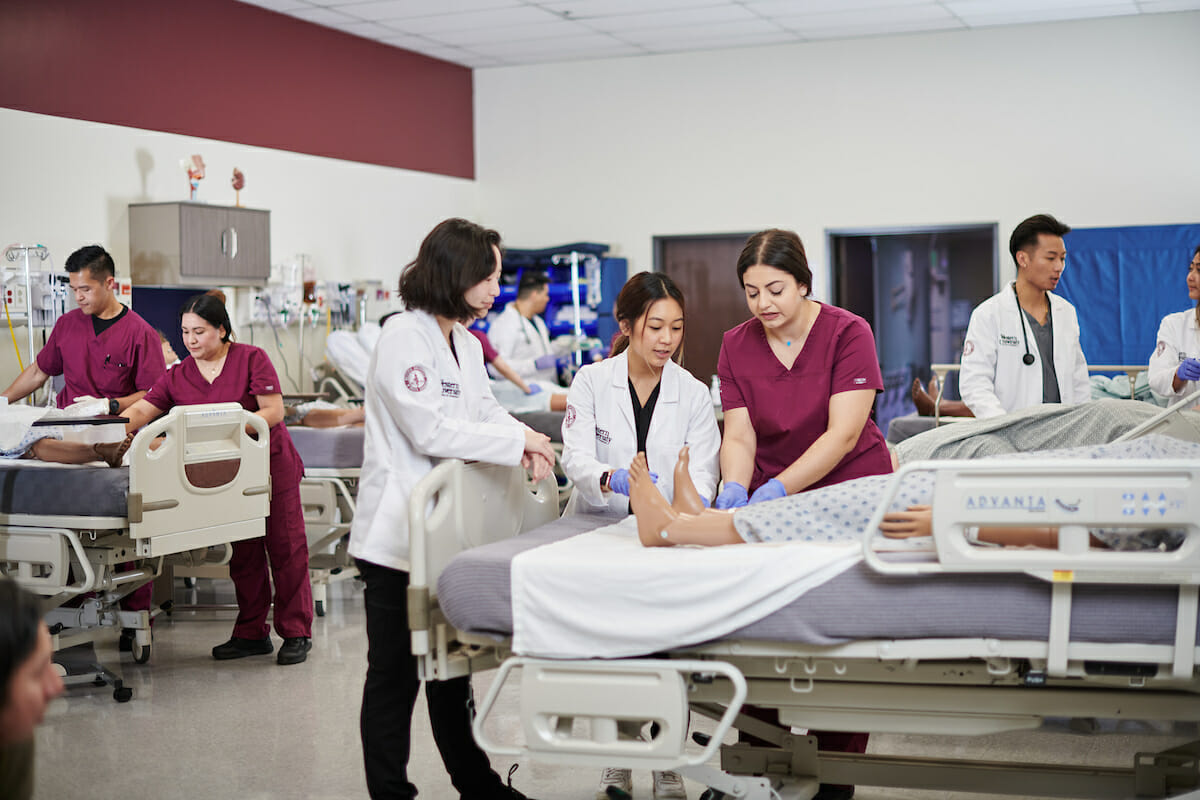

{"left": 36, "top": 307, "right": 166, "bottom": 408}
{"left": 142, "top": 342, "right": 304, "bottom": 486}
{"left": 468, "top": 328, "right": 500, "bottom": 364}
{"left": 718, "top": 303, "right": 892, "bottom": 493}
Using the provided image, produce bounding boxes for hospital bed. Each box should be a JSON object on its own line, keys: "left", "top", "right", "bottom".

{"left": 888, "top": 363, "right": 1158, "bottom": 445}
{"left": 408, "top": 451, "right": 1200, "bottom": 799}
{"left": 292, "top": 425, "right": 364, "bottom": 616}
{"left": 0, "top": 403, "right": 270, "bottom": 701}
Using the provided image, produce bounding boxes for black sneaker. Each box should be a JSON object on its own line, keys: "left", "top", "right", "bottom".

{"left": 212, "top": 637, "right": 273, "bottom": 660}
{"left": 277, "top": 637, "right": 312, "bottom": 665}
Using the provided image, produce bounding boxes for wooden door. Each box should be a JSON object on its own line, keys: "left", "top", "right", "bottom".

{"left": 656, "top": 234, "right": 752, "bottom": 387}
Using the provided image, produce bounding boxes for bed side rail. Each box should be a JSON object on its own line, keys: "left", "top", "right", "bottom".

{"left": 864, "top": 458, "right": 1200, "bottom": 583}
{"left": 127, "top": 403, "right": 270, "bottom": 557}
{"left": 473, "top": 657, "right": 746, "bottom": 771}
{"left": 1114, "top": 386, "right": 1200, "bottom": 444}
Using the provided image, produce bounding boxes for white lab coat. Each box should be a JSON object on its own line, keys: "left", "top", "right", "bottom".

{"left": 959, "top": 285, "right": 1090, "bottom": 419}
{"left": 1148, "top": 308, "right": 1200, "bottom": 402}
{"left": 561, "top": 352, "right": 721, "bottom": 515}
{"left": 487, "top": 303, "right": 558, "bottom": 384}
{"left": 348, "top": 310, "right": 526, "bottom": 571}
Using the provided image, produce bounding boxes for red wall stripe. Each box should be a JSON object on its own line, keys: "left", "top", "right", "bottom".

{"left": 0, "top": 0, "right": 475, "bottom": 179}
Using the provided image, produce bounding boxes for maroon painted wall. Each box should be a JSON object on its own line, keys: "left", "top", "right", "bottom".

{"left": 0, "top": 0, "right": 475, "bottom": 179}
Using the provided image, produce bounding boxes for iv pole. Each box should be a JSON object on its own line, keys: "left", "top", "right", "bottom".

{"left": 3, "top": 244, "right": 51, "bottom": 390}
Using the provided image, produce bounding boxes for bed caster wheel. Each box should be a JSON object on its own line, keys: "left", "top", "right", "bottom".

{"left": 698, "top": 791, "right": 725, "bottom": 800}
{"left": 113, "top": 685, "right": 133, "bottom": 703}
{"left": 133, "top": 645, "right": 151, "bottom": 664}
{"left": 315, "top": 600, "right": 325, "bottom": 617}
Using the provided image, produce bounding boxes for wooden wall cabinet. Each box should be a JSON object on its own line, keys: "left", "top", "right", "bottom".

{"left": 130, "top": 202, "right": 270, "bottom": 286}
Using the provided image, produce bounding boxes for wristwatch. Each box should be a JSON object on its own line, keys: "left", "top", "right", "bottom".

{"left": 109, "top": 398, "right": 120, "bottom": 415}
{"left": 599, "top": 471, "right": 610, "bottom": 492}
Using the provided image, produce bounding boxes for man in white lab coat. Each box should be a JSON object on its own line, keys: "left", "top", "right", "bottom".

{"left": 959, "top": 213, "right": 1090, "bottom": 419}
{"left": 487, "top": 272, "right": 565, "bottom": 386}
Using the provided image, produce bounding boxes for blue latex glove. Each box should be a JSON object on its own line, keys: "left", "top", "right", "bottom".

{"left": 714, "top": 482, "right": 748, "bottom": 509}
{"left": 1178, "top": 358, "right": 1200, "bottom": 382}
{"left": 526, "top": 383, "right": 543, "bottom": 395}
{"left": 748, "top": 478, "right": 787, "bottom": 505}
{"left": 607, "top": 467, "right": 657, "bottom": 496}
{"left": 534, "top": 353, "right": 561, "bottom": 371}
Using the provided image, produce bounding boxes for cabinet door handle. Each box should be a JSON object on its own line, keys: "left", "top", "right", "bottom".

{"left": 221, "top": 227, "right": 239, "bottom": 260}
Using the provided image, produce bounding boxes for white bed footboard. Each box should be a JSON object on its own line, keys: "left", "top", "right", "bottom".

{"left": 128, "top": 403, "right": 270, "bottom": 557}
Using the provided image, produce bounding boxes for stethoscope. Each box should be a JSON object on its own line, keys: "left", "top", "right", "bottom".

{"left": 1013, "top": 283, "right": 1036, "bottom": 366}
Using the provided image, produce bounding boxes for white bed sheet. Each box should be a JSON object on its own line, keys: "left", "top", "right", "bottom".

{"left": 511, "top": 517, "right": 861, "bottom": 658}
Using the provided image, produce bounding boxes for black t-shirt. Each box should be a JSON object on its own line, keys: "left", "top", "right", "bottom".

{"left": 628, "top": 378, "right": 662, "bottom": 456}
{"left": 92, "top": 305, "right": 129, "bottom": 336}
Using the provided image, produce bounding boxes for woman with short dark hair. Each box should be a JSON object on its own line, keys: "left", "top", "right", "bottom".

{"left": 349, "top": 218, "right": 554, "bottom": 800}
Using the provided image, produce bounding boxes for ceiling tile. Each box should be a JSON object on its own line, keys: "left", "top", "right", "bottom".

{"left": 380, "top": 6, "right": 563, "bottom": 33}
{"left": 617, "top": 18, "right": 789, "bottom": 45}
{"left": 423, "top": 19, "right": 588, "bottom": 46}
{"left": 746, "top": 0, "right": 934, "bottom": 14}
{"left": 584, "top": 5, "right": 762, "bottom": 33}
{"left": 774, "top": 4, "right": 956, "bottom": 30}
{"left": 944, "top": 0, "right": 1137, "bottom": 14}
{"left": 801, "top": 18, "right": 965, "bottom": 38}
{"left": 331, "top": 0, "right": 521, "bottom": 22}
{"left": 948, "top": 2, "right": 1139, "bottom": 25}
{"left": 539, "top": 0, "right": 731, "bottom": 18}
{"left": 1134, "top": 0, "right": 1200, "bottom": 9}
{"left": 467, "top": 31, "right": 634, "bottom": 56}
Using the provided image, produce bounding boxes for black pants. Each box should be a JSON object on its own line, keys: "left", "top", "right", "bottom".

{"left": 357, "top": 559, "right": 505, "bottom": 799}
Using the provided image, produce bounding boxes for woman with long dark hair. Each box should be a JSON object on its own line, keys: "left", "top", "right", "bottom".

{"left": 559, "top": 270, "right": 718, "bottom": 799}
{"left": 1149, "top": 244, "right": 1200, "bottom": 404}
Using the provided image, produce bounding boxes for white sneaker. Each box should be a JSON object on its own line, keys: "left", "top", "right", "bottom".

{"left": 653, "top": 769, "right": 687, "bottom": 799}
{"left": 596, "top": 766, "right": 633, "bottom": 799}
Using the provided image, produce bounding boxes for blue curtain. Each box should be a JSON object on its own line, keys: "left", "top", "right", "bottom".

{"left": 1057, "top": 224, "right": 1200, "bottom": 367}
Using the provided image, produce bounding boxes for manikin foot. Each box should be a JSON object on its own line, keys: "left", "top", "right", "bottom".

{"left": 671, "top": 446, "right": 706, "bottom": 515}
{"left": 630, "top": 452, "right": 679, "bottom": 547}
{"left": 93, "top": 433, "right": 135, "bottom": 468}
{"left": 911, "top": 378, "right": 936, "bottom": 417}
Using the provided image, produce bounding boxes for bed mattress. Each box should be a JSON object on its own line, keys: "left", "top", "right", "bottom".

{"left": 290, "top": 426, "right": 365, "bottom": 469}
{"left": 437, "top": 514, "right": 1199, "bottom": 648}
{"left": 0, "top": 462, "right": 128, "bottom": 518}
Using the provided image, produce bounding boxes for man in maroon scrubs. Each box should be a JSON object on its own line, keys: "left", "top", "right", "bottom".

{"left": 1, "top": 245, "right": 164, "bottom": 412}
{"left": 1, "top": 244, "right": 166, "bottom": 643}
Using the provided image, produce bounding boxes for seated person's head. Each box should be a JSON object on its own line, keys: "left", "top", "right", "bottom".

{"left": 65, "top": 245, "right": 117, "bottom": 318}
{"left": 157, "top": 329, "right": 179, "bottom": 365}
{"left": 0, "top": 578, "right": 63, "bottom": 746}
{"left": 517, "top": 272, "right": 551, "bottom": 313}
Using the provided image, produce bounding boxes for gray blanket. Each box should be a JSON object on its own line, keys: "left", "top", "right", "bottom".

{"left": 894, "top": 398, "right": 1192, "bottom": 462}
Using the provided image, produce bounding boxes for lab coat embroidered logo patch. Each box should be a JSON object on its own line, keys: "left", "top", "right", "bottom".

{"left": 595, "top": 428, "right": 611, "bottom": 444}
{"left": 999, "top": 334, "right": 1021, "bottom": 347}
{"left": 962, "top": 341, "right": 975, "bottom": 356}
{"left": 404, "top": 366, "right": 428, "bottom": 392}
{"left": 441, "top": 381, "right": 461, "bottom": 398}
{"left": 565, "top": 405, "right": 576, "bottom": 427}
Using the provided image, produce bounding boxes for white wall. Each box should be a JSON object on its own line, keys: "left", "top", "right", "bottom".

{"left": 0, "top": 108, "right": 480, "bottom": 389}
{"left": 475, "top": 12, "right": 1200, "bottom": 297}
{"left": 0, "top": 108, "right": 479, "bottom": 284}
